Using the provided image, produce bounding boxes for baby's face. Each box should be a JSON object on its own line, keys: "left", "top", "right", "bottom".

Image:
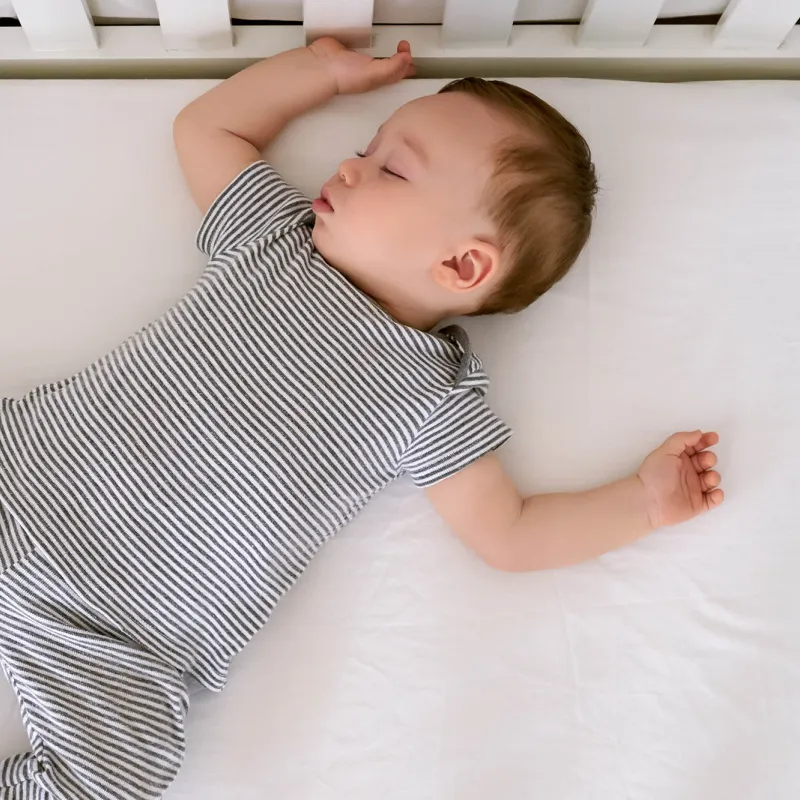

{"left": 312, "top": 92, "right": 512, "bottom": 321}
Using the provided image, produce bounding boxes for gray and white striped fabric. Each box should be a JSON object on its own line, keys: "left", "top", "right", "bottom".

{"left": 0, "top": 160, "right": 511, "bottom": 798}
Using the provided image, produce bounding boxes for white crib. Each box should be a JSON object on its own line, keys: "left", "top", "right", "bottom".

{"left": 1, "top": 0, "right": 799, "bottom": 79}
{"left": 1, "top": 2, "right": 800, "bottom": 800}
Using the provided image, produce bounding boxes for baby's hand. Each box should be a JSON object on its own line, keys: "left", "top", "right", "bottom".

{"left": 638, "top": 431, "right": 724, "bottom": 529}
{"left": 309, "top": 37, "right": 415, "bottom": 95}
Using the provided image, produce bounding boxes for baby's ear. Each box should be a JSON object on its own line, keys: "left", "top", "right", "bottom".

{"left": 435, "top": 239, "right": 501, "bottom": 295}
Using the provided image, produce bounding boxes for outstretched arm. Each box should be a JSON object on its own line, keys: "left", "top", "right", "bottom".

{"left": 426, "top": 431, "right": 724, "bottom": 572}
{"left": 174, "top": 38, "right": 414, "bottom": 213}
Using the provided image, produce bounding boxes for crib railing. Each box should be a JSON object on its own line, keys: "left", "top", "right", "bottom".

{"left": 2, "top": 0, "right": 800, "bottom": 79}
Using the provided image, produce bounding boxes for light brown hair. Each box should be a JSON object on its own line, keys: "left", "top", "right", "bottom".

{"left": 438, "top": 78, "right": 598, "bottom": 315}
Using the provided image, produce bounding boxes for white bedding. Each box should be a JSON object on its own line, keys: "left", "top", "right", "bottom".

{"left": 0, "top": 0, "right": 728, "bottom": 24}
{"left": 1, "top": 77, "right": 799, "bottom": 799}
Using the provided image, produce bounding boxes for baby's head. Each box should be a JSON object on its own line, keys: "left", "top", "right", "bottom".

{"left": 312, "top": 79, "right": 597, "bottom": 329}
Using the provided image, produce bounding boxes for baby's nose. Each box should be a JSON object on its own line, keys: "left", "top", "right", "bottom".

{"left": 337, "top": 157, "right": 361, "bottom": 187}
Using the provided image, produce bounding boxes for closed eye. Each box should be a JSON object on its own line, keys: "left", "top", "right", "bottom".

{"left": 380, "top": 165, "right": 405, "bottom": 180}
{"left": 354, "top": 150, "right": 406, "bottom": 181}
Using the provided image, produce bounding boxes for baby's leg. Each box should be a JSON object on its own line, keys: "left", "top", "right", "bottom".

{"left": 0, "top": 541, "right": 189, "bottom": 800}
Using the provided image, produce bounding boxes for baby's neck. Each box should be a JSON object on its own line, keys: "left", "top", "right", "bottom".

{"left": 375, "top": 297, "right": 446, "bottom": 332}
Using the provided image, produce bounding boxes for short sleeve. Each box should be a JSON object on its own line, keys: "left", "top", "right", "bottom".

{"left": 197, "top": 160, "right": 314, "bottom": 258}
{"left": 398, "top": 389, "right": 513, "bottom": 489}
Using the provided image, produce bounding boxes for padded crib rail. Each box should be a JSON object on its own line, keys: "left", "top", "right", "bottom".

{"left": 1, "top": 0, "right": 800, "bottom": 79}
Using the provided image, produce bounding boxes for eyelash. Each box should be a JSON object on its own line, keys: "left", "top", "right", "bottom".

{"left": 355, "top": 150, "right": 405, "bottom": 180}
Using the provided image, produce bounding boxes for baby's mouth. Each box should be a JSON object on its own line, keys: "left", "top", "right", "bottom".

{"left": 312, "top": 186, "right": 334, "bottom": 214}
{"left": 312, "top": 196, "right": 333, "bottom": 214}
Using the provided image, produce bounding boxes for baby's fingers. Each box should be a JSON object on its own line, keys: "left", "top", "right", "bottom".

{"left": 692, "top": 450, "right": 717, "bottom": 473}
{"left": 370, "top": 51, "right": 413, "bottom": 86}
{"left": 696, "top": 431, "right": 719, "bottom": 451}
{"left": 701, "top": 470, "right": 721, "bottom": 491}
{"left": 392, "top": 40, "right": 415, "bottom": 77}
{"left": 704, "top": 488, "right": 725, "bottom": 510}
{"left": 675, "top": 429, "right": 719, "bottom": 457}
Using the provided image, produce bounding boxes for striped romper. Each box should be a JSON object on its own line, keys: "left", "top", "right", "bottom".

{"left": 0, "top": 161, "right": 511, "bottom": 799}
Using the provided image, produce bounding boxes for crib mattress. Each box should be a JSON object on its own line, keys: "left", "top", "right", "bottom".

{"left": 1, "top": 77, "right": 799, "bottom": 800}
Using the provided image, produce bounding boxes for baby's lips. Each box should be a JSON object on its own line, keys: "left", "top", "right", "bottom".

{"left": 312, "top": 197, "right": 334, "bottom": 214}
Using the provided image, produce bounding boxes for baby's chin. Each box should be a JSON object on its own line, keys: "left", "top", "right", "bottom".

{"left": 312, "top": 224, "right": 397, "bottom": 298}
{"left": 311, "top": 221, "right": 336, "bottom": 265}
{"left": 312, "top": 224, "right": 351, "bottom": 276}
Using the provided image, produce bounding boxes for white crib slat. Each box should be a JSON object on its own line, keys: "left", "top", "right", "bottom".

{"left": 3, "top": 25, "right": 800, "bottom": 81}
{"left": 578, "top": 0, "right": 665, "bottom": 47}
{"left": 154, "top": 0, "right": 232, "bottom": 51}
{"left": 714, "top": 0, "right": 800, "bottom": 49}
{"left": 11, "top": 0, "right": 97, "bottom": 51}
{"left": 303, "top": 0, "right": 375, "bottom": 49}
{"left": 441, "top": 0, "right": 519, "bottom": 46}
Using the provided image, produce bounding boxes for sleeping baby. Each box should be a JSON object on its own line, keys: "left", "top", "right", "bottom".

{"left": 0, "top": 38, "right": 723, "bottom": 799}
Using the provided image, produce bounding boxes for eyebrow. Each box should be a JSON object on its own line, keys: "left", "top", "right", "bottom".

{"left": 400, "top": 134, "right": 429, "bottom": 167}
{"left": 376, "top": 125, "right": 429, "bottom": 168}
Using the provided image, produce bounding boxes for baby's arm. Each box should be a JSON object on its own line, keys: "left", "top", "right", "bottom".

{"left": 426, "top": 431, "right": 723, "bottom": 572}
{"left": 174, "top": 38, "right": 413, "bottom": 214}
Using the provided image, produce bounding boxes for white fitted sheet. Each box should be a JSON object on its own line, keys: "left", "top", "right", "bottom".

{"left": 1, "top": 77, "right": 799, "bottom": 800}
{"left": 0, "top": 0, "right": 728, "bottom": 23}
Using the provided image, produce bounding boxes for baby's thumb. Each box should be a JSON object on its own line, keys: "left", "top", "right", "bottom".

{"left": 661, "top": 430, "right": 703, "bottom": 456}
{"left": 373, "top": 52, "right": 411, "bottom": 84}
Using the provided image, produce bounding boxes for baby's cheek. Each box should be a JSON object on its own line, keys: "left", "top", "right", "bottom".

{"left": 362, "top": 207, "right": 407, "bottom": 250}
{"left": 351, "top": 191, "right": 429, "bottom": 260}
